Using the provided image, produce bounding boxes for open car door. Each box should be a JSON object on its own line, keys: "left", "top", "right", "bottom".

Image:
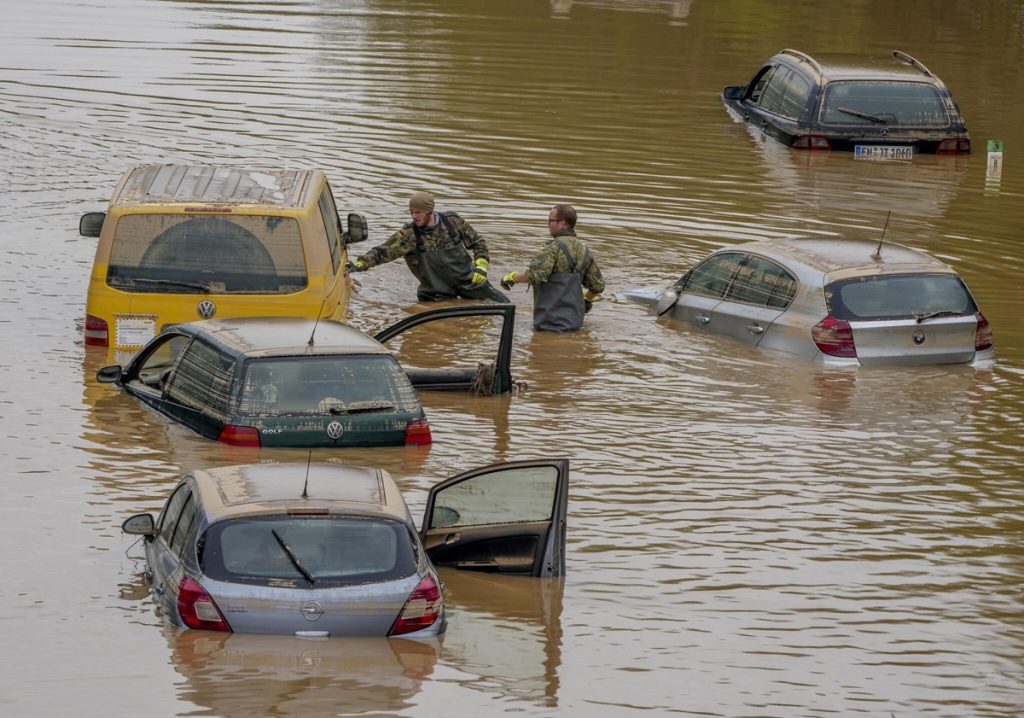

{"left": 374, "top": 304, "right": 515, "bottom": 395}
{"left": 420, "top": 459, "right": 568, "bottom": 577}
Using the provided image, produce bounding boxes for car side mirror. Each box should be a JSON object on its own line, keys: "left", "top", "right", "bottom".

{"left": 122, "top": 513, "right": 156, "bottom": 537}
{"left": 96, "top": 365, "right": 123, "bottom": 383}
{"left": 723, "top": 85, "right": 744, "bottom": 100}
{"left": 345, "top": 213, "right": 368, "bottom": 243}
{"left": 79, "top": 212, "right": 106, "bottom": 237}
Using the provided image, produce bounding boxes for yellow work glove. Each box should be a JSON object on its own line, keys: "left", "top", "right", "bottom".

{"left": 346, "top": 259, "right": 367, "bottom": 272}
{"left": 583, "top": 288, "right": 598, "bottom": 313}
{"left": 471, "top": 258, "right": 489, "bottom": 286}
{"left": 501, "top": 271, "right": 518, "bottom": 290}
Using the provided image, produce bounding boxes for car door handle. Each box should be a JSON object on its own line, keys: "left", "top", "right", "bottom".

{"left": 153, "top": 582, "right": 165, "bottom": 596}
{"left": 746, "top": 324, "right": 765, "bottom": 334}
{"left": 444, "top": 532, "right": 462, "bottom": 545}
{"left": 696, "top": 314, "right": 711, "bottom": 325}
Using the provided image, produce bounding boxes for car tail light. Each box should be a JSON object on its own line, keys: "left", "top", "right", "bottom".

{"left": 84, "top": 315, "right": 109, "bottom": 347}
{"left": 218, "top": 424, "right": 261, "bottom": 447}
{"left": 177, "top": 577, "right": 231, "bottom": 632}
{"left": 791, "top": 135, "right": 831, "bottom": 151}
{"left": 937, "top": 138, "right": 971, "bottom": 155}
{"left": 812, "top": 316, "right": 857, "bottom": 358}
{"left": 975, "top": 312, "right": 993, "bottom": 351}
{"left": 389, "top": 575, "right": 442, "bottom": 636}
{"left": 404, "top": 418, "right": 432, "bottom": 446}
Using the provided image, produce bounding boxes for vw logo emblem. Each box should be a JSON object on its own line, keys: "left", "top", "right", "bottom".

{"left": 326, "top": 421, "right": 344, "bottom": 440}
{"left": 197, "top": 300, "right": 217, "bottom": 319}
{"left": 300, "top": 600, "right": 324, "bottom": 622}
{"left": 880, "top": 127, "right": 889, "bottom": 137}
{"left": 912, "top": 330, "right": 926, "bottom": 345}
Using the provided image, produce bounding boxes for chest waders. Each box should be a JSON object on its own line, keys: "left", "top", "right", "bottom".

{"left": 405, "top": 213, "right": 508, "bottom": 302}
{"left": 533, "top": 238, "right": 591, "bottom": 332}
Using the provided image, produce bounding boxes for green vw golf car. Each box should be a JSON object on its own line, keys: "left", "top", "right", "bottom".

{"left": 96, "top": 305, "right": 515, "bottom": 448}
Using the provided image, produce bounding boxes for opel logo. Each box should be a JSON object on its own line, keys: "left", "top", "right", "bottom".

{"left": 913, "top": 330, "right": 926, "bottom": 345}
{"left": 300, "top": 600, "right": 324, "bottom": 622}
{"left": 197, "top": 300, "right": 217, "bottom": 319}
{"left": 326, "top": 421, "right": 344, "bottom": 440}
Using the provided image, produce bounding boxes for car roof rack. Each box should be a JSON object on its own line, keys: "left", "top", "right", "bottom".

{"left": 892, "top": 50, "right": 935, "bottom": 78}
{"left": 779, "top": 48, "right": 822, "bottom": 74}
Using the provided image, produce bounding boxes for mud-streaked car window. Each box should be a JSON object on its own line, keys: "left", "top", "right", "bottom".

{"left": 683, "top": 252, "right": 746, "bottom": 298}
{"left": 170, "top": 493, "right": 197, "bottom": 558}
{"left": 758, "top": 67, "right": 811, "bottom": 120}
{"left": 165, "top": 340, "right": 234, "bottom": 419}
{"left": 727, "top": 255, "right": 798, "bottom": 308}
{"left": 158, "top": 483, "right": 191, "bottom": 546}
{"left": 819, "top": 82, "right": 950, "bottom": 127}
{"left": 318, "top": 185, "right": 343, "bottom": 274}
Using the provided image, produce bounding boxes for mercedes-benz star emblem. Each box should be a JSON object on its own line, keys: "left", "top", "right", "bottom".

{"left": 197, "top": 300, "right": 217, "bottom": 319}
{"left": 912, "top": 330, "right": 926, "bottom": 345}
{"left": 326, "top": 421, "right": 344, "bottom": 440}
{"left": 300, "top": 600, "right": 324, "bottom": 622}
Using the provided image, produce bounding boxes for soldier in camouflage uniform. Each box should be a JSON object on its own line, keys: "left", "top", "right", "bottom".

{"left": 348, "top": 191, "right": 509, "bottom": 303}
{"left": 501, "top": 204, "right": 604, "bottom": 332}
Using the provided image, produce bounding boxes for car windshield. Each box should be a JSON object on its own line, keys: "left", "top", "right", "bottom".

{"left": 819, "top": 81, "right": 951, "bottom": 127}
{"left": 106, "top": 214, "right": 308, "bottom": 293}
{"left": 825, "top": 273, "right": 977, "bottom": 321}
{"left": 200, "top": 516, "right": 417, "bottom": 587}
{"left": 237, "top": 354, "right": 421, "bottom": 417}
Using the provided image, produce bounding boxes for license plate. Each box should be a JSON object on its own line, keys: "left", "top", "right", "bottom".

{"left": 115, "top": 316, "right": 157, "bottom": 347}
{"left": 855, "top": 145, "right": 913, "bottom": 161}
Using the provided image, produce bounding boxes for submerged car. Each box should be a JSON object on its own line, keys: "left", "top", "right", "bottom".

{"left": 722, "top": 49, "right": 970, "bottom": 156}
{"left": 121, "top": 458, "right": 568, "bottom": 637}
{"left": 622, "top": 237, "right": 994, "bottom": 366}
{"left": 79, "top": 164, "right": 369, "bottom": 357}
{"left": 96, "top": 304, "right": 516, "bottom": 447}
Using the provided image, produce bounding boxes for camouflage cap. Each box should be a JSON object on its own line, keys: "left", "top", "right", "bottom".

{"left": 409, "top": 191, "right": 435, "bottom": 213}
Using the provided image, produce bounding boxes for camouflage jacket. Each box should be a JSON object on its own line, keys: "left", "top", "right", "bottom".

{"left": 525, "top": 230, "right": 605, "bottom": 295}
{"left": 356, "top": 212, "right": 490, "bottom": 268}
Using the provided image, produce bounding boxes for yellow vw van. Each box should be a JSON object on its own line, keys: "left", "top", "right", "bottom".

{"left": 79, "top": 164, "right": 367, "bottom": 358}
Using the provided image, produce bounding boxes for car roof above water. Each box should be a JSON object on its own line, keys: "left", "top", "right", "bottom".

{"left": 176, "top": 317, "right": 390, "bottom": 359}
{"left": 732, "top": 236, "right": 956, "bottom": 279}
{"left": 776, "top": 49, "right": 945, "bottom": 85}
{"left": 110, "top": 164, "right": 321, "bottom": 209}
{"left": 191, "top": 462, "right": 411, "bottom": 522}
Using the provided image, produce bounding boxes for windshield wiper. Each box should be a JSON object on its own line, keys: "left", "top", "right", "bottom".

{"left": 327, "top": 402, "right": 395, "bottom": 415}
{"left": 116, "top": 276, "right": 211, "bottom": 292}
{"left": 915, "top": 310, "right": 962, "bottom": 323}
{"left": 836, "top": 106, "right": 888, "bottom": 124}
{"left": 271, "top": 529, "right": 315, "bottom": 585}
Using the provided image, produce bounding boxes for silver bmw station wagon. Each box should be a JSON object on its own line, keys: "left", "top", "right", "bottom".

{"left": 122, "top": 459, "right": 568, "bottom": 637}
{"left": 623, "top": 237, "right": 994, "bottom": 367}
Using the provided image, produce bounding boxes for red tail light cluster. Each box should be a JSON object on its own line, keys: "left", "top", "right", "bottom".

{"left": 177, "top": 577, "right": 230, "bottom": 632}
{"left": 218, "top": 425, "right": 261, "bottom": 447}
{"left": 84, "top": 315, "right": 109, "bottom": 347}
{"left": 812, "top": 316, "right": 857, "bottom": 358}
{"left": 404, "top": 419, "right": 432, "bottom": 446}
{"left": 791, "top": 135, "right": 831, "bottom": 150}
{"left": 389, "top": 575, "right": 443, "bottom": 636}
{"left": 936, "top": 138, "right": 970, "bottom": 154}
{"left": 975, "top": 312, "right": 993, "bottom": 351}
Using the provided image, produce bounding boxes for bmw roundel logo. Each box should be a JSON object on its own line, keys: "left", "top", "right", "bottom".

{"left": 912, "top": 330, "right": 926, "bottom": 345}
{"left": 300, "top": 600, "right": 324, "bottom": 621}
{"left": 326, "top": 421, "right": 344, "bottom": 440}
{"left": 197, "top": 300, "right": 217, "bottom": 319}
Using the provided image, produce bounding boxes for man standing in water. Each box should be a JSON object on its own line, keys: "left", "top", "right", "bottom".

{"left": 347, "top": 191, "right": 509, "bottom": 302}
{"left": 500, "top": 204, "right": 604, "bottom": 332}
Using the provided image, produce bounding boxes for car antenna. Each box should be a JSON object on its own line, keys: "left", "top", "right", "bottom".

{"left": 302, "top": 451, "right": 311, "bottom": 499}
{"left": 872, "top": 210, "right": 891, "bottom": 261}
{"left": 307, "top": 295, "right": 330, "bottom": 348}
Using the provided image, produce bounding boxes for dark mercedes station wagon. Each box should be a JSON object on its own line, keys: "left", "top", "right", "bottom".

{"left": 722, "top": 49, "right": 970, "bottom": 156}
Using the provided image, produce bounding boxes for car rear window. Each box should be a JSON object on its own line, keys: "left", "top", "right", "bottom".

{"left": 200, "top": 516, "right": 417, "bottom": 587}
{"left": 236, "top": 354, "right": 421, "bottom": 417}
{"left": 819, "top": 81, "right": 951, "bottom": 127}
{"left": 825, "top": 273, "right": 977, "bottom": 321}
{"left": 106, "top": 215, "right": 308, "bottom": 294}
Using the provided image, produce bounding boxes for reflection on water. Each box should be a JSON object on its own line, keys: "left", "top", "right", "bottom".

{"left": 3, "top": 0, "right": 1024, "bottom": 715}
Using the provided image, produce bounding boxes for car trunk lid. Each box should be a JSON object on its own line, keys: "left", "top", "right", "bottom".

{"left": 850, "top": 316, "right": 978, "bottom": 365}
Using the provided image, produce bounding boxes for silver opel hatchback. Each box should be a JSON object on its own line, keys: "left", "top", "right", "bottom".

{"left": 122, "top": 459, "right": 568, "bottom": 637}
{"left": 623, "top": 237, "right": 994, "bottom": 366}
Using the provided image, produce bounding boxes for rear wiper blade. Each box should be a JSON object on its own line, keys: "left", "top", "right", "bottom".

{"left": 915, "top": 310, "right": 962, "bottom": 323}
{"left": 327, "top": 402, "right": 395, "bottom": 415}
{"left": 271, "top": 529, "right": 315, "bottom": 585}
{"left": 120, "top": 277, "right": 211, "bottom": 292}
{"left": 836, "top": 106, "right": 888, "bottom": 124}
